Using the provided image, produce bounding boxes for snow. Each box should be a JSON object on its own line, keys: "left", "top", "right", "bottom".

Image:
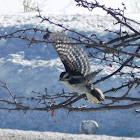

{"left": 0, "top": 128, "right": 140, "bottom": 140}
{"left": 0, "top": 0, "right": 140, "bottom": 15}
{"left": 0, "top": 0, "right": 140, "bottom": 138}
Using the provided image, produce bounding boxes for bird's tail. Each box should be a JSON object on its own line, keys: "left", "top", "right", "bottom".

{"left": 86, "top": 87, "right": 105, "bottom": 104}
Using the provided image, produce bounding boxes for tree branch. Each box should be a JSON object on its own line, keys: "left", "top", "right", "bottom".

{"left": 93, "top": 46, "right": 140, "bottom": 84}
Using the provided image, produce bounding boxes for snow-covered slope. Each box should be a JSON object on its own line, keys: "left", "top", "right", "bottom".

{"left": 0, "top": 128, "right": 140, "bottom": 140}
{"left": 0, "top": 0, "right": 140, "bottom": 138}
{"left": 0, "top": 0, "right": 140, "bottom": 15}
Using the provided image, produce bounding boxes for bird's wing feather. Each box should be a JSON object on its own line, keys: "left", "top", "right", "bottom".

{"left": 52, "top": 32, "right": 90, "bottom": 76}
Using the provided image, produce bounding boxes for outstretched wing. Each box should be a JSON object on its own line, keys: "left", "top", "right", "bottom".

{"left": 52, "top": 32, "right": 90, "bottom": 76}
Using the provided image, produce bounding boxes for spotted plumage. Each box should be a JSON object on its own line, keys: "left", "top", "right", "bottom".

{"left": 52, "top": 32, "right": 105, "bottom": 103}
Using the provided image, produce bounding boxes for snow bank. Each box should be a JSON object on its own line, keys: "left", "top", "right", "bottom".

{"left": 0, "top": 129, "right": 139, "bottom": 140}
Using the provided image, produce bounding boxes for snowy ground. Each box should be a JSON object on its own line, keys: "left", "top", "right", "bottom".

{"left": 0, "top": 0, "right": 140, "bottom": 138}
{"left": 0, "top": 129, "right": 140, "bottom": 140}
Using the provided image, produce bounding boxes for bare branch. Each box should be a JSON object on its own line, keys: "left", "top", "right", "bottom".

{"left": 75, "top": 0, "right": 140, "bottom": 34}
{"left": 64, "top": 102, "right": 140, "bottom": 112}
{"left": 0, "top": 1, "right": 139, "bottom": 113}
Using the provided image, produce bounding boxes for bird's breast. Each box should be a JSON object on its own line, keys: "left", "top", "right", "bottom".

{"left": 61, "top": 81, "right": 88, "bottom": 94}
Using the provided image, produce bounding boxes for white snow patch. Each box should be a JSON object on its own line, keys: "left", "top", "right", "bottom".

{"left": 0, "top": 129, "right": 139, "bottom": 140}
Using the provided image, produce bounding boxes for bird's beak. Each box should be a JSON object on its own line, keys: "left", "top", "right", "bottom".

{"left": 59, "top": 78, "right": 64, "bottom": 81}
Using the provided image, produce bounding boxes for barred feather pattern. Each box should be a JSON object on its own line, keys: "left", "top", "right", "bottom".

{"left": 52, "top": 32, "right": 90, "bottom": 76}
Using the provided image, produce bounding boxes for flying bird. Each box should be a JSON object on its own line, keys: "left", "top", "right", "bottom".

{"left": 52, "top": 32, "right": 105, "bottom": 103}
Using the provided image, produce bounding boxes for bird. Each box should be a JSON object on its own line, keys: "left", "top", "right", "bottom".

{"left": 52, "top": 32, "right": 105, "bottom": 103}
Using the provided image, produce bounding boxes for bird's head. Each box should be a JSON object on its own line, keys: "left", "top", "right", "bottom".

{"left": 59, "top": 72, "right": 71, "bottom": 82}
